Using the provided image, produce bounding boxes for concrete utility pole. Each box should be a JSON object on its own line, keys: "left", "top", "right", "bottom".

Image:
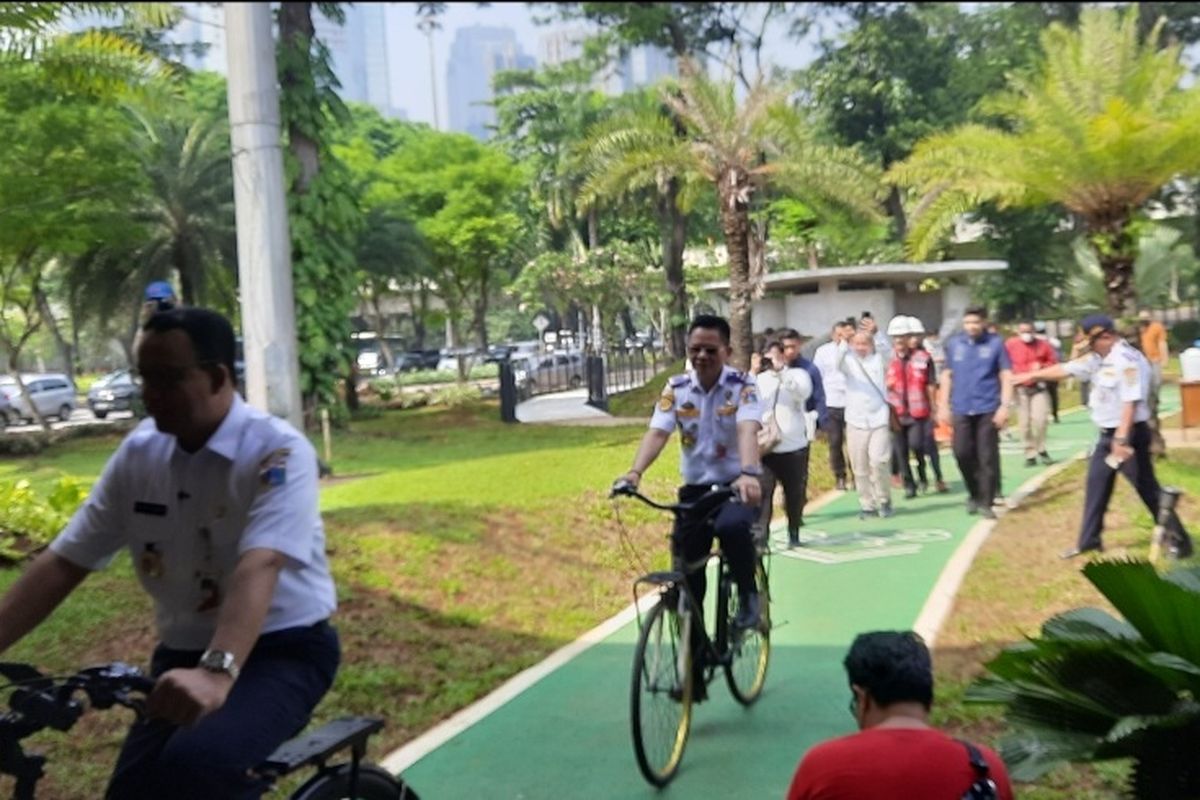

{"left": 225, "top": 2, "right": 304, "bottom": 431}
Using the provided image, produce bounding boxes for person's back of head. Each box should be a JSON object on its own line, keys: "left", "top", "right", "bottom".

{"left": 845, "top": 630, "right": 933, "bottom": 721}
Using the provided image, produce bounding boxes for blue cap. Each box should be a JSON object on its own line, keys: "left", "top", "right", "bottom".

{"left": 1080, "top": 314, "right": 1115, "bottom": 337}
{"left": 144, "top": 280, "right": 176, "bottom": 302}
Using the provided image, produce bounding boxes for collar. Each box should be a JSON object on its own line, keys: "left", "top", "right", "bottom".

{"left": 200, "top": 394, "right": 247, "bottom": 461}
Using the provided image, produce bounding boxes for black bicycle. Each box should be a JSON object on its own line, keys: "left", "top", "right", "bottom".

{"left": 612, "top": 485, "right": 772, "bottom": 787}
{"left": 0, "top": 661, "right": 418, "bottom": 799}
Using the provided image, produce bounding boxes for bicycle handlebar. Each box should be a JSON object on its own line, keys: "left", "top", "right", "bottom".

{"left": 0, "top": 661, "right": 155, "bottom": 739}
{"left": 610, "top": 484, "right": 738, "bottom": 516}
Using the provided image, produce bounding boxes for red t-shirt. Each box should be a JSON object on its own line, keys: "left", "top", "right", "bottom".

{"left": 1004, "top": 336, "right": 1058, "bottom": 382}
{"left": 786, "top": 727, "right": 1014, "bottom": 800}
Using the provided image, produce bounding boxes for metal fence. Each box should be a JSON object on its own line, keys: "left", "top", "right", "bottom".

{"left": 1039, "top": 300, "right": 1200, "bottom": 342}
{"left": 586, "top": 347, "right": 666, "bottom": 412}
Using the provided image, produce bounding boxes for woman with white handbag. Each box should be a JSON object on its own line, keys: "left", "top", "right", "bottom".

{"left": 755, "top": 341, "right": 814, "bottom": 548}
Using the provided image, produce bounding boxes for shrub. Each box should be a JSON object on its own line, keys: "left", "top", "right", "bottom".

{"left": 0, "top": 476, "right": 88, "bottom": 562}
{"left": 1168, "top": 319, "right": 1200, "bottom": 351}
{"left": 431, "top": 383, "right": 482, "bottom": 408}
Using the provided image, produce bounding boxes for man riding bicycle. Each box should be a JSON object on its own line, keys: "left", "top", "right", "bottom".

{"left": 615, "top": 315, "right": 763, "bottom": 698}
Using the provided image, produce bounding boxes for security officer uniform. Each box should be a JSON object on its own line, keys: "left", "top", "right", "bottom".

{"left": 51, "top": 394, "right": 340, "bottom": 798}
{"left": 1063, "top": 316, "right": 1193, "bottom": 557}
{"left": 650, "top": 365, "right": 762, "bottom": 661}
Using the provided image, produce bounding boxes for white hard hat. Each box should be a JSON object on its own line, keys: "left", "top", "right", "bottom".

{"left": 906, "top": 316, "right": 926, "bottom": 335}
{"left": 886, "top": 315, "right": 911, "bottom": 337}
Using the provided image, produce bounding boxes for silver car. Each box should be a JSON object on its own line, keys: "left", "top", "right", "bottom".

{"left": 0, "top": 373, "right": 77, "bottom": 423}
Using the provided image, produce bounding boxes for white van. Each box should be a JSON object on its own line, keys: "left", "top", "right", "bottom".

{"left": 0, "top": 373, "right": 77, "bottom": 423}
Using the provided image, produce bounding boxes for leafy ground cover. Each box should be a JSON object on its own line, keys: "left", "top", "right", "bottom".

{"left": 931, "top": 444, "right": 1200, "bottom": 799}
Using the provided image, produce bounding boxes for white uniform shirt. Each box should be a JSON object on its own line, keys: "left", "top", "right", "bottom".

{"left": 812, "top": 341, "right": 846, "bottom": 409}
{"left": 756, "top": 367, "right": 813, "bottom": 453}
{"left": 1063, "top": 339, "right": 1151, "bottom": 429}
{"left": 836, "top": 341, "right": 891, "bottom": 429}
{"left": 51, "top": 394, "right": 337, "bottom": 650}
{"left": 649, "top": 366, "right": 762, "bottom": 485}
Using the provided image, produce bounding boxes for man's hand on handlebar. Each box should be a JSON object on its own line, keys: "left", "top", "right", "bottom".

{"left": 146, "top": 667, "right": 233, "bottom": 726}
{"left": 733, "top": 474, "right": 761, "bottom": 506}
{"left": 611, "top": 471, "right": 641, "bottom": 497}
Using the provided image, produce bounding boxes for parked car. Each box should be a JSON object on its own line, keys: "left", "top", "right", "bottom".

{"left": 0, "top": 373, "right": 77, "bottom": 423}
{"left": 87, "top": 369, "right": 141, "bottom": 419}
{"left": 0, "top": 391, "right": 13, "bottom": 428}
{"left": 436, "top": 349, "right": 484, "bottom": 373}
{"left": 529, "top": 352, "right": 584, "bottom": 389}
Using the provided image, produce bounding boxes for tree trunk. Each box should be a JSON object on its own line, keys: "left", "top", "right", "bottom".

{"left": 659, "top": 178, "right": 689, "bottom": 358}
{"left": 885, "top": 184, "right": 908, "bottom": 242}
{"left": 1090, "top": 215, "right": 1138, "bottom": 317}
{"left": 34, "top": 286, "right": 74, "bottom": 384}
{"left": 718, "top": 171, "right": 754, "bottom": 371}
{"left": 344, "top": 362, "right": 360, "bottom": 412}
{"left": 369, "top": 291, "right": 394, "bottom": 370}
{"left": 279, "top": 3, "right": 320, "bottom": 194}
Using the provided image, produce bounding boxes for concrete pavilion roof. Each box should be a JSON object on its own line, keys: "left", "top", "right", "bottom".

{"left": 701, "top": 260, "right": 1007, "bottom": 293}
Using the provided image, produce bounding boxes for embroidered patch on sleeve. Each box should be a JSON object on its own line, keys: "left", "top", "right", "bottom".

{"left": 1124, "top": 367, "right": 1138, "bottom": 386}
{"left": 258, "top": 448, "right": 291, "bottom": 489}
{"left": 740, "top": 386, "right": 759, "bottom": 406}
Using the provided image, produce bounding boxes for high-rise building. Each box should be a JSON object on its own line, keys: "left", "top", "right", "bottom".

{"left": 538, "top": 26, "right": 676, "bottom": 95}
{"left": 446, "top": 25, "right": 535, "bottom": 140}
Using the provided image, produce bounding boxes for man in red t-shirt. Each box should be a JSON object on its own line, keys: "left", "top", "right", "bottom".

{"left": 787, "top": 631, "right": 1013, "bottom": 800}
{"left": 1005, "top": 321, "right": 1059, "bottom": 467}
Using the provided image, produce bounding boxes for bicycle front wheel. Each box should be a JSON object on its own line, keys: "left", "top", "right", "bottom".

{"left": 290, "top": 763, "right": 419, "bottom": 800}
{"left": 725, "top": 560, "right": 771, "bottom": 705}
{"left": 630, "top": 597, "right": 693, "bottom": 787}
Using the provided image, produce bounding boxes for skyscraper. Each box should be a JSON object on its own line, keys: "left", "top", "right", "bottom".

{"left": 538, "top": 27, "right": 676, "bottom": 95}
{"left": 446, "top": 25, "right": 535, "bottom": 140}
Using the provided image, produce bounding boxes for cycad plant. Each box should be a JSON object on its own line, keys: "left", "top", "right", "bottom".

{"left": 581, "top": 61, "right": 881, "bottom": 367}
{"left": 888, "top": 7, "right": 1200, "bottom": 316}
{"left": 968, "top": 559, "right": 1200, "bottom": 799}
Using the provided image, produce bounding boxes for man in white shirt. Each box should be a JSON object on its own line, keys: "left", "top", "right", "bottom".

{"left": 0, "top": 308, "right": 339, "bottom": 798}
{"left": 812, "top": 319, "right": 856, "bottom": 490}
{"left": 756, "top": 340, "right": 814, "bottom": 547}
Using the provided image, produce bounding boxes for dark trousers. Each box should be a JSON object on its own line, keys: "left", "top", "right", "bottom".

{"left": 952, "top": 413, "right": 1000, "bottom": 507}
{"left": 106, "top": 621, "right": 340, "bottom": 800}
{"left": 759, "top": 447, "right": 810, "bottom": 537}
{"left": 1048, "top": 381, "right": 1060, "bottom": 421}
{"left": 1078, "top": 422, "right": 1192, "bottom": 553}
{"left": 896, "top": 418, "right": 943, "bottom": 490}
{"left": 826, "top": 406, "right": 848, "bottom": 480}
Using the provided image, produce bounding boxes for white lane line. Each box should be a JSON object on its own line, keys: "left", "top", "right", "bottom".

{"left": 380, "top": 487, "right": 846, "bottom": 773}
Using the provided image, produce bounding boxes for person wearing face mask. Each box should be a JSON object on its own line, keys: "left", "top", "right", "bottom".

{"left": 1005, "top": 321, "right": 1058, "bottom": 467}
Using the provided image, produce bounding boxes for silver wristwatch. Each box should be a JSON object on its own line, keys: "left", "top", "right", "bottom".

{"left": 198, "top": 649, "right": 240, "bottom": 681}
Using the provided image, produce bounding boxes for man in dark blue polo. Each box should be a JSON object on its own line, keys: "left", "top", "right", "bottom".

{"left": 936, "top": 306, "right": 1013, "bottom": 519}
{"left": 780, "top": 328, "right": 828, "bottom": 433}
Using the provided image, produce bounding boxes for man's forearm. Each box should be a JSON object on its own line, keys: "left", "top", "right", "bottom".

{"left": 1115, "top": 402, "right": 1135, "bottom": 440}
{"left": 999, "top": 369, "right": 1013, "bottom": 407}
{"left": 629, "top": 429, "right": 670, "bottom": 476}
{"left": 938, "top": 371, "right": 952, "bottom": 412}
{"left": 737, "top": 420, "right": 761, "bottom": 471}
{"left": 206, "top": 548, "right": 284, "bottom": 668}
{"left": 0, "top": 550, "right": 89, "bottom": 654}
{"left": 1023, "top": 364, "right": 1071, "bottom": 384}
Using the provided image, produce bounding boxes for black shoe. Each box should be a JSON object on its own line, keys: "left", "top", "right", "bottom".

{"left": 1025, "top": 457, "right": 1037, "bottom": 468}
{"left": 1053, "top": 415, "right": 1060, "bottom": 424}
{"left": 836, "top": 478, "right": 848, "bottom": 491}
{"left": 979, "top": 507, "right": 997, "bottom": 520}
{"left": 671, "top": 679, "right": 708, "bottom": 704}
{"left": 787, "top": 533, "right": 801, "bottom": 549}
{"left": 1060, "top": 545, "right": 1103, "bottom": 560}
{"left": 1167, "top": 539, "right": 1194, "bottom": 560}
{"left": 1039, "top": 452, "right": 1054, "bottom": 465}
{"left": 878, "top": 502, "right": 894, "bottom": 519}
{"left": 966, "top": 499, "right": 979, "bottom": 515}
{"left": 733, "top": 591, "right": 760, "bottom": 630}
{"left": 936, "top": 481, "right": 950, "bottom": 494}
{"left": 859, "top": 509, "right": 874, "bottom": 520}
{"left": 904, "top": 486, "right": 918, "bottom": 499}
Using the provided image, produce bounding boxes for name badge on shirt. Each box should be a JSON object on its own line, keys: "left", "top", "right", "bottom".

{"left": 133, "top": 501, "right": 168, "bottom": 516}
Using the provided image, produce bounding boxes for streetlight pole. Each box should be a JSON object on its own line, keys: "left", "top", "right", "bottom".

{"left": 418, "top": 12, "right": 440, "bottom": 130}
{"left": 224, "top": 2, "right": 304, "bottom": 431}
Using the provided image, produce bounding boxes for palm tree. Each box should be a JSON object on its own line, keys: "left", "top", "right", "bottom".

{"left": 970, "top": 559, "right": 1200, "bottom": 798}
{"left": 581, "top": 61, "right": 882, "bottom": 367}
{"left": 128, "top": 112, "right": 237, "bottom": 308}
{"left": 888, "top": 7, "right": 1200, "bottom": 317}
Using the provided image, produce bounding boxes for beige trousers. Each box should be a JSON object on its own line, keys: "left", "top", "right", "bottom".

{"left": 847, "top": 424, "right": 892, "bottom": 511}
{"left": 1018, "top": 389, "right": 1050, "bottom": 458}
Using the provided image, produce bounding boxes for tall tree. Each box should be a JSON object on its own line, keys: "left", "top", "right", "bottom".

{"left": 888, "top": 7, "right": 1200, "bottom": 316}
{"left": 582, "top": 62, "right": 881, "bottom": 367}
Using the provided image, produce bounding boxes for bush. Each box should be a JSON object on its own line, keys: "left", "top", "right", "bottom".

{"left": 431, "top": 383, "right": 482, "bottom": 408}
{"left": 394, "top": 364, "right": 498, "bottom": 386}
{"left": 1168, "top": 319, "right": 1200, "bottom": 351}
{"left": 0, "top": 476, "right": 88, "bottom": 562}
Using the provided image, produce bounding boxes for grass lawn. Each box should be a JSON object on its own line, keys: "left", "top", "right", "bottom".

{"left": 0, "top": 399, "right": 835, "bottom": 797}
{"left": 931, "top": 442, "right": 1200, "bottom": 799}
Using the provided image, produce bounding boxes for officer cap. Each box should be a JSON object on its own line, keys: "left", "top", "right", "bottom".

{"left": 1080, "top": 313, "right": 1115, "bottom": 338}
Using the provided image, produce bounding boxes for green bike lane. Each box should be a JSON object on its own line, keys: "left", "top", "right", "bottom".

{"left": 392, "top": 398, "right": 1160, "bottom": 799}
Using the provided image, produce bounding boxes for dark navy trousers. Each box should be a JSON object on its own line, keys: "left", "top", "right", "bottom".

{"left": 106, "top": 621, "right": 340, "bottom": 800}
{"left": 1078, "top": 422, "right": 1192, "bottom": 554}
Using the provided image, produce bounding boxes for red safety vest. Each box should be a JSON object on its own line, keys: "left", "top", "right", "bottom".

{"left": 886, "top": 349, "right": 933, "bottom": 420}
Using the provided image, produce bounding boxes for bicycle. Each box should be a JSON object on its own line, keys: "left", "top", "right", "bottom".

{"left": 0, "top": 661, "right": 418, "bottom": 799}
{"left": 611, "top": 484, "right": 772, "bottom": 787}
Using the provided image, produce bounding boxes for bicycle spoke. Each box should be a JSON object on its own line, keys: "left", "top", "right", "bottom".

{"left": 631, "top": 601, "right": 691, "bottom": 786}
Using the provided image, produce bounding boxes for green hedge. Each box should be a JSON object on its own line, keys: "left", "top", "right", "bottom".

{"left": 0, "top": 477, "right": 87, "bottom": 562}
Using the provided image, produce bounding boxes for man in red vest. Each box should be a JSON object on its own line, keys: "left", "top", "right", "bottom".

{"left": 885, "top": 316, "right": 945, "bottom": 498}
{"left": 1005, "top": 320, "right": 1058, "bottom": 467}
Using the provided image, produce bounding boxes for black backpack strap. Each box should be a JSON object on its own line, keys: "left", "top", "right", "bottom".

{"left": 956, "top": 739, "right": 998, "bottom": 800}
{"left": 959, "top": 739, "right": 990, "bottom": 777}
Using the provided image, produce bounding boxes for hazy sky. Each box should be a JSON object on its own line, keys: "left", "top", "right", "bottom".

{"left": 382, "top": 2, "right": 825, "bottom": 126}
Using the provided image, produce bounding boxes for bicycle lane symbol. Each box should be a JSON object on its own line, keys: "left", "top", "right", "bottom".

{"left": 767, "top": 526, "right": 954, "bottom": 564}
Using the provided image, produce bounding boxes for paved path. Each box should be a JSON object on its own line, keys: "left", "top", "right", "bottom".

{"left": 390, "top": 391, "right": 1179, "bottom": 799}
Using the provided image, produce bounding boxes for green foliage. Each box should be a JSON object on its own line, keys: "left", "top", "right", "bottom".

{"left": 1072, "top": 223, "right": 1200, "bottom": 310}
{"left": 0, "top": 476, "right": 87, "bottom": 561}
{"left": 970, "top": 559, "right": 1200, "bottom": 796}
{"left": 973, "top": 204, "right": 1075, "bottom": 320}
{"left": 430, "top": 382, "right": 483, "bottom": 409}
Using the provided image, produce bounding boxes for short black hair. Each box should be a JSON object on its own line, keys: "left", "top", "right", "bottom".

{"left": 844, "top": 631, "right": 934, "bottom": 710}
{"left": 688, "top": 314, "right": 731, "bottom": 345}
{"left": 143, "top": 307, "right": 237, "bottom": 381}
{"left": 834, "top": 319, "right": 855, "bottom": 330}
{"left": 777, "top": 327, "right": 802, "bottom": 342}
{"left": 963, "top": 305, "right": 988, "bottom": 320}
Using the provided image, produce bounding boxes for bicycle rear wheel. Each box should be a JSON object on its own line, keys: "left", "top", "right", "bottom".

{"left": 725, "top": 560, "right": 770, "bottom": 705}
{"left": 630, "top": 597, "right": 693, "bottom": 787}
{"left": 290, "top": 763, "right": 419, "bottom": 800}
